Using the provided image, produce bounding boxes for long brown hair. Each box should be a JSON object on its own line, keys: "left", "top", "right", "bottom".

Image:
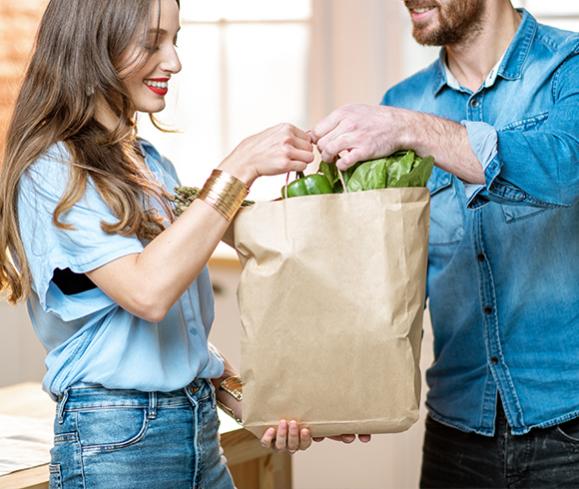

{"left": 0, "top": 0, "right": 180, "bottom": 304}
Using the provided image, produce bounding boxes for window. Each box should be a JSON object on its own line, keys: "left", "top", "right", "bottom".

{"left": 138, "top": 0, "right": 312, "bottom": 201}
{"left": 513, "top": 0, "right": 579, "bottom": 31}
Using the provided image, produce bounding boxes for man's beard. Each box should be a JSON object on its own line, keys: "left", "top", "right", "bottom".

{"left": 405, "top": 0, "right": 486, "bottom": 46}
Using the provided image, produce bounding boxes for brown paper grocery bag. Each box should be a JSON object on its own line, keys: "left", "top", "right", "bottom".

{"left": 233, "top": 188, "right": 430, "bottom": 438}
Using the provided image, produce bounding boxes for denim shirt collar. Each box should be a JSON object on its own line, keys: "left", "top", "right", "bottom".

{"left": 433, "top": 9, "right": 538, "bottom": 96}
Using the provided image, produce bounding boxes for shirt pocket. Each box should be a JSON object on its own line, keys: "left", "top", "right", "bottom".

{"left": 75, "top": 406, "right": 150, "bottom": 454}
{"left": 427, "top": 170, "right": 465, "bottom": 245}
{"left": 501, "top": 111, "right": 549, "bottom": 132}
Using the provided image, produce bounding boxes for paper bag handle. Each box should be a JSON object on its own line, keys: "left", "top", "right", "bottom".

{"left": 337, "top": 167, "right": 349, "bottom": 194}
{"left": 282, "top": 172, "right": 292, "bottom": 200}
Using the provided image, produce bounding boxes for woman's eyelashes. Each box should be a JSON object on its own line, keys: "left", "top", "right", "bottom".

{"left": 143, "top": 38, "right": 179, "bottom": 52}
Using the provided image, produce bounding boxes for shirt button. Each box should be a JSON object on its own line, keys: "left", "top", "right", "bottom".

{"left": 484, "top": 306, "right": 493, "bottom": 315}
{"left": 470, "top": 98, "right": 480, "bottom": 108}
{"left": 491, "top": 356, "right": 499, "bottom": 365}
{"left": 477, "top": 253, "right": 485, "bottom": 262}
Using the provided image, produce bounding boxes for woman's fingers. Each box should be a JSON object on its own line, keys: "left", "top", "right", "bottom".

{"left": 286, "top": 147, "right": 315, "bottom": 164}
{"left": 289, "top": 125, "right": 313, "bottom": 144}
{"left": 287, "top": 136, "right": 314, "bottom": 152}
{"left": 299, "top": 427, "right": 313, "bottom": 450}
{"left": 275, "top": 420, "right": 288, "bottom": 451}
{"left": 262, "top": 421, "right": 313, "bottom": 453}
{"left": 287, "top": 420, "right": 300, "bottom": 452}
{"left": 260, "top": 427, "right": 276, "bottom": 449}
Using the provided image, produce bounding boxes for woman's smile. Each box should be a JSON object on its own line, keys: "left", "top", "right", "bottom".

{"left": 144, "top": 77, "right": 169, "bottom": 96}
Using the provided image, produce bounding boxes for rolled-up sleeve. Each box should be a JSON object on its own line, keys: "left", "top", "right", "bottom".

{"left": 464, "top": 48, "right": 579, "bottom": 209}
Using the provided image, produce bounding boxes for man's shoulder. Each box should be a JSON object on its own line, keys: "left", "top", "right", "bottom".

{"left": 534, "top": 21, "right": 579, "bottom": 59}
{"left": 381, "top": 59, "right": 440, "bottom": 108}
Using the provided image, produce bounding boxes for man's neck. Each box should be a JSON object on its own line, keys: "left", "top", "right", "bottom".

{"left": 445, "top": 4, "right": 521, "bottom": 92}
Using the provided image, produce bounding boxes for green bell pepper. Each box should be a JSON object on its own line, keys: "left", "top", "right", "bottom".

{"left": 282, "top": 172, "right": 333, "bottom": 198}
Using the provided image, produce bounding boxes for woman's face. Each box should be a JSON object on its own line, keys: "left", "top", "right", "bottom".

{"left": 121, "top": 0, "right": 182, "bottom": 114}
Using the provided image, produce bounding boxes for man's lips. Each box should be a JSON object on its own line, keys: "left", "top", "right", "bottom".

{"left": 144, "top": 78, "right": 169, "bottom": 96}
{"left": 409, "top": 5, "right": 437, "bottom": 22}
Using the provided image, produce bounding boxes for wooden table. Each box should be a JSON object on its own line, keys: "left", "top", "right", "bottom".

{"left": 0, "top": 383, "right": 291, "bottom": 489}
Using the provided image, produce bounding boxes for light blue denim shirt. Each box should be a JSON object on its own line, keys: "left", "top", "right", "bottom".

{"left": 17, "top": 139, "right": 224, "bottom": 399}
{"left": 382, "top": 10, "right": 579, "bottom": 435}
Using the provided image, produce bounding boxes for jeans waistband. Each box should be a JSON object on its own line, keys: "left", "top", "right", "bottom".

{"left": 56, "top": 378, "right": 214, "bottom": 421}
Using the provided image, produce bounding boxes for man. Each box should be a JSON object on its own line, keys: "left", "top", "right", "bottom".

{"left": 313, "top": 1, "right": 579, "bottom": 487}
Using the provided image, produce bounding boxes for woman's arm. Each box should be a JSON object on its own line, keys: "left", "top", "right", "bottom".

{"left": 86, "top": 123, "right": 314, "bottom": 322}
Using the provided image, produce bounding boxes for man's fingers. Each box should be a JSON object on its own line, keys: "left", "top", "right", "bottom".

{"left": 340, "top": 434, "right": 356, "bottom": 443}
{"left": 336, "top": 148, "right": 367, "bottom": 170}
{"left": 358, "top": 434, "right": 372, "bottom": 443}
{"left": 318, "top": 130, "right": 355, "bottom": 163}
{"left": 312, "top": 110, "right": 344, "bottom": 142}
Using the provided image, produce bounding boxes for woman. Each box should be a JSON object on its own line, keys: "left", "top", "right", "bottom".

{"left": 0, "top": 0, "right": 314, "bottom": 487}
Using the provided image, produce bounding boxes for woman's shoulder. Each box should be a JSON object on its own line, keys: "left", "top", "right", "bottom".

{"left": 138, "top": 138, "right": 180, "bottom": 184}
{"left": 21, "top": 142, "right": 72, "bottom": 194}
{"left": 27, "top": 142, "right": 70, "bottom": 177}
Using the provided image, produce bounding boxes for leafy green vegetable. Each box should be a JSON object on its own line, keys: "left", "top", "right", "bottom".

{"left": 386, "top": 151, "right": 434, "bottom": 188}
{"left": 319, "top": 161, "right": 340, "bottom": 189}
{"left": 174, "top": 186, "right": 254, "bottom": 216}
{"left": 346, "top": 158, "right": 388, "bottom": 192}
{"left": 337, "top": 150, "right": 434, "bottom": 193}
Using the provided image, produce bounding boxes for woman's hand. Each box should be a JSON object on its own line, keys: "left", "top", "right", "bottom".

{"left": 219, "top": 123, "right": 315, "bottom": 187}
{"left": 260, "top": 420, "right": 313, "bottom": 454}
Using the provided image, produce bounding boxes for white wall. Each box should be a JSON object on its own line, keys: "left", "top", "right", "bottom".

{"left": 0, "top": 299, "right": 46, "bottom": 387}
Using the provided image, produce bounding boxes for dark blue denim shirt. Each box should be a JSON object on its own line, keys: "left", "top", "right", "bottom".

{"left": 382, "top": 10, "right": 579, "bottom": 436}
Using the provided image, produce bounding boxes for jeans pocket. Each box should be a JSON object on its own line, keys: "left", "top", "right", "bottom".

{"left": 49, "top": 463, "right": 62, "bottom": 489}
{"left": 556, "top": 417, "right": 579, "bottom": 444}
{"left": 76, "top": 407, "right": 149, "bottom": 454}
{"left": 501, "top": 204, "right": 549, "bottom": 223}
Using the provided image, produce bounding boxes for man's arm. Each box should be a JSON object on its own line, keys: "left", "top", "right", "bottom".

{"left": 313, "top": 50, "right": 579, "bottom": 208}
{"left": 312, "top": 104, "right": 484, "bottom": 184}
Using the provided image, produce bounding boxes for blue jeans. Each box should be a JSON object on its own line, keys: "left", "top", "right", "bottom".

{"left": 420, "top": 401, "right": 579, "bottom": 488}
{"left": 49, "top": 379, "right": 236, "bottom": 489}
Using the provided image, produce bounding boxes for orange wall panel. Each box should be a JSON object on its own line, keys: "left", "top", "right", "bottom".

{"left": 0, "top": 0, "right": 48, "bottom": 156}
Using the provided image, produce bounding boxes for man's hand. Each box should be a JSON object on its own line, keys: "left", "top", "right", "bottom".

{"left": 312, "top": 103, "right": 485, "bottom": 184}
{"left": 312, "top": 104, "right": 404, "bottom": 170}
{"left": 312, "top": 434, "right": 372, "bottom": 444}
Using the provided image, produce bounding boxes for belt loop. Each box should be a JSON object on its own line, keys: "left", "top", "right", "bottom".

{"left": 57, "top": 389, "right": 69, "bottom": 425}
{"left": 147, "top": 392, "right": 158, "bottom": 420}
{"left": 208, "top": 380, "right": 217, "bottom": 409}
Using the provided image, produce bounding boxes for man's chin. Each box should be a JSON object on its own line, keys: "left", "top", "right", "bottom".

{"left": 412, "top": 27, "right": 442, "bottom": 46}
